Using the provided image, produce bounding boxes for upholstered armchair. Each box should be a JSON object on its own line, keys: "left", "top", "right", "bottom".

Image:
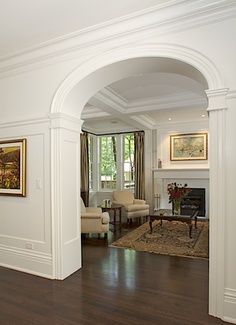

{"left": 80, "top": 198, "right": 110, "bottom": 235}
{"left": 112, "top": 190, "right": 149, "bottom": 223}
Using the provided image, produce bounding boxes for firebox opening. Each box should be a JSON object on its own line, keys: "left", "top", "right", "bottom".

{"left": 181, "top": 188, "right": 206, "bottom": 217}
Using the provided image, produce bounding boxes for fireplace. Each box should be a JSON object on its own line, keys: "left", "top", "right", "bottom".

{"left": 181, "top": 188, "right": 206, "bottom": 217}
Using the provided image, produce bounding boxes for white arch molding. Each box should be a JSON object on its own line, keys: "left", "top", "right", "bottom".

{"left": 50, "top": 43, "right": 228, "bottom": 321}
{"left": 51, "top": 43, "right": 223, "bottom": 115}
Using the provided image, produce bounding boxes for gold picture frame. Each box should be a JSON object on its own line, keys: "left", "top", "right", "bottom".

{"left": 0, "top": 139, "right": 27, "bottom": 196}
{"left": 170, "top": 133, "right": 208, "bottom": 161}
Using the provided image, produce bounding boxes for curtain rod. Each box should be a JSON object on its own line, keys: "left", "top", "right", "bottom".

{"left": 82, "top": 130, "right": 144, "bottom": 136}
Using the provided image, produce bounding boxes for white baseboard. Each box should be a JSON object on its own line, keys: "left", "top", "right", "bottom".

{"left": 222, "top": 317, "right": 236, "bottom": 324}
{"left": 0, "top": 245, "right": 53, "bottom": 279}
{"left": 223, "top": 288, "right": 236, "bottom": 324}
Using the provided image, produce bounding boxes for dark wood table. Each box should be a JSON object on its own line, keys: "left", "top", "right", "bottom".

{"left": 101, "top": 204, "right": 122, "bottom": 229}
{"left": 149, "top": 209, "right": 198, "bottom": 238}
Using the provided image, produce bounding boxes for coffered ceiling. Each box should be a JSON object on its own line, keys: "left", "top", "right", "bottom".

{"left": 82, "top": 72, "right": 208, "bottom": 134}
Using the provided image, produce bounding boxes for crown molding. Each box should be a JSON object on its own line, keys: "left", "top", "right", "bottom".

{"left": 82, "top": 125, "right": 137, "bottom": 135}
{"left": 131, "top": 115, "right": 157, "bottom": 129}
{"left": 0, "top": 0, "right": 235, "bottom": 77}
{"left": 81, "top": 106, "right": 110, "bottom": 119}
{"left": 155, "top": 118, "right": 209, "bottom": 130}
{"left": 95, "top": 88, "right": 127, "bottom": 114}
{"left": 90, "top": 86, "right": 207, "bottom": 116}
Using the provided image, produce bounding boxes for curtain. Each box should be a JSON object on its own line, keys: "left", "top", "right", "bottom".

{"left": 80, "top": 132, "right": 89, "bottom": 206}
{"left": 134, "top": 131, "right": 145, "bottom": 200}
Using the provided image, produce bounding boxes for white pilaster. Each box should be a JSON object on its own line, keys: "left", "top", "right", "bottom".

{"left": 50, "top": 113, "right": 83, "bottom": 279}
{"left": 206, "top": 88, "right": 228, "bottom": 318}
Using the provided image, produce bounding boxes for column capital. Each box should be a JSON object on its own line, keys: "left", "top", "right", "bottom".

{"left": 206, "top": 88, "right": 229, "bottom": 112}
{"left": 49, "top": 112, "right": 83, "bottom": 132}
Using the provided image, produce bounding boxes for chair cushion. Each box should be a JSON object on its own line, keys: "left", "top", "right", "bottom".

{"left": 101, "top": 212, "right": 110, "bottom": 224}
{"left": 80, "top": 198, "right": 86, "bottom": 213}
{"left": 86, "top": 207, "right": 102, "bottom": 214}
{"left": 112, "top": 190, "right": 134, "bottom": 204}
{"left": 125, "top": 204, "right": 149, "bottom": 212}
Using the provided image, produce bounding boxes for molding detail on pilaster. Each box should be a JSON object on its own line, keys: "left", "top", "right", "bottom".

{"left": 227, "top": 89, "right": 236, "bottom": 99}
{"left": 49, "top": 112, "right": 83, "bottom": 133}
{"left": 223, "top": 289, "right": 236, "bottom": 324}
{"left": 206, "top": 88, "right": 229, "bottom": 111}
{"left": 225, "top": 288, "right": 236, "bottom": 302}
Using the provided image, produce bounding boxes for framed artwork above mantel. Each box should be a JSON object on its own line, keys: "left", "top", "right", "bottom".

{"left": 170, "top": 133, "right": 208, "bottom": 161}
{"left": 0, "top": 138, "right": 27, "bottom": 196}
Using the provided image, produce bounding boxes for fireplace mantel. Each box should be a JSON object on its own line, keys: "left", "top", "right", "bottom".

{"left": 152, "top": 168, "right": 209, "bottom": 218}
{"left": 152, "top": 168, "right": 209, "bottom": 180}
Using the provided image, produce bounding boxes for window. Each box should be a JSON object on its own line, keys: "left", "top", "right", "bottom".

{"left": 100, "top": 136, "right": 117, "bottom": 190}
{"left": 88, "top": 133, "right": 135, "bottom": 191}
{"left": 123, "top": 134, "right": 135, "bottom": 189}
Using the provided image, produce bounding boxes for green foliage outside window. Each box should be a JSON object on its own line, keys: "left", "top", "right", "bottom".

{"left": 100, "top": 136, "right": 117, "bottom": 189}
{"left": 124, "top": 134, "right": 135, "bottom": 189}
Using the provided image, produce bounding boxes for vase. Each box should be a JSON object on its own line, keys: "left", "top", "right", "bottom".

{"left": 173, "top": 199, "right": 181, "bottom": 215}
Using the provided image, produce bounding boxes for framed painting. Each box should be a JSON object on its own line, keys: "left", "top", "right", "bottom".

{"left": 0, "top": 139, "right": 26, "bottom": 196}
{"left": 170, "top": 133, "right": 208, "bottom": 161}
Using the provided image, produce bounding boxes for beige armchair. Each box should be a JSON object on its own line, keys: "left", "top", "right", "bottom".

{"left": 80, "top": 198, "right": 110, "bottom": 235}
{"left": 112, "top": 190, "right": 149, "bottom": 223}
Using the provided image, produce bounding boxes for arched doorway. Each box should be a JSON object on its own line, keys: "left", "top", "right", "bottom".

{"left": 50, "top": 43, "right": 228, "bottom": 319}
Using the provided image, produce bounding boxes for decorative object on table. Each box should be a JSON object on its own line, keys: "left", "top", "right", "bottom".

{"left": 0, "top": 138, "right": 27, "bottom": 196}
{"left": 110, "top": 220, "right": 209, "bottom": 259}
{"left": 102, "top": 199, "right": 111, "bottom": 208}
{"left": 167, "top": 182, "right": 191, "bottom": 215}
{"left": 170, "top": 133, "right": 208, "bottom": 161}
{"left": 153, "top": 193, "right": 161, "bottom": 211}
{"left": 158, "top": 158, "right": 162, "bottom": 168}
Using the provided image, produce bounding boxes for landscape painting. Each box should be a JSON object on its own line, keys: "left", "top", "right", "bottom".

{"left": 170, "top": 133, "right": 208, "bottom": 161}
{"left": 0, "top": 139, "right": 26, "bottom": 196}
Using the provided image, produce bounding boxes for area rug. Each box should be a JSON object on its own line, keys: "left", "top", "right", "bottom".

{"left": 110, "top": 220, "right": 209, "bottom": 259}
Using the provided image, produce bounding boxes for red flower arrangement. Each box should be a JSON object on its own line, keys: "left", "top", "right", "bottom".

{"left": 167, "top": 182, "right": 191, "bottom": 203}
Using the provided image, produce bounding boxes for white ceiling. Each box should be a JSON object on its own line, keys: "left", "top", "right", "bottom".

{"left": 82, "top": 72, "right": 208, "bottom": 133}
{"left": 0, "top": 0, "right": 166, "bottom": 58}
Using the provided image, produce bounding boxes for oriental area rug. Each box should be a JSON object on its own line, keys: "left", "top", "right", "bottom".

{"left": 110, "top": 220, "right": 209, "bottom": 259}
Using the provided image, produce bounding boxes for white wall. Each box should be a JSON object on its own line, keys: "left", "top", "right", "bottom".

{"left": 152, "top": 120, "right": 209, "bottom": 214}
{"left": 155, "top": 120, "right": 209, "bottom": 170}
{"left": 0, "top": 120, "right": 52, "bottom": 277}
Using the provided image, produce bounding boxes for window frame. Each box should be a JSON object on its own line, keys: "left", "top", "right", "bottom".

{"left": 88, "top": 132, "right": 135, "bottom": 192}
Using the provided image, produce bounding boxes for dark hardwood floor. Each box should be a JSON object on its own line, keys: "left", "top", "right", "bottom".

{"left": 0, "top": 223, "right": 227, "bottom": 325}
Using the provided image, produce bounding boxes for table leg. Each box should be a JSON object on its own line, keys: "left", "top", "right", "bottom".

{"left": 195, "top": 216, "right": 197, "bottom": 228}
{"left": 119, "top": 208, "right": 122, "bottom": 225}
{"left": 149, "top": 220, "right": 153, "bottom": 233}
{"left": 189, "top": 223, "right": 193, "bottom": 238}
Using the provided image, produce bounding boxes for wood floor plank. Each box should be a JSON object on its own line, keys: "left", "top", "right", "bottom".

{"left": 0, "top": 226, "right": 228, "bottom": 324}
